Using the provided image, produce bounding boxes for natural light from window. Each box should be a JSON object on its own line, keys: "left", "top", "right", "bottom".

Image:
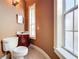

{"left": 55, "top": 0, "right": 78, "bottom": 59}
{"left": 29, "top": 3, "right": 36, "bottom": 39}
{"left": 64, "top": 0, "right": 78, "bottom": 56}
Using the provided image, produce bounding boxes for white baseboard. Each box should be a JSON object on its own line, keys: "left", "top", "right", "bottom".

{"left": 30, "top": 44, "right": 51, "bottom": 59}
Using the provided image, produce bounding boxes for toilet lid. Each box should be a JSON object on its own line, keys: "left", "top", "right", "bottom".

{"left": 13, "top": 46, "right": 28, "bottom": 54}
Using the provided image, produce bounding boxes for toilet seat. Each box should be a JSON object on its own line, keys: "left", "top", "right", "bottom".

{"left": 13, "top": 46, "right": 28, "bottom": 56}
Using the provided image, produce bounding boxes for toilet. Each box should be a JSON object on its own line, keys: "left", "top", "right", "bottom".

{"left": 2, "top": 36, "right": 28, "bottom": 59}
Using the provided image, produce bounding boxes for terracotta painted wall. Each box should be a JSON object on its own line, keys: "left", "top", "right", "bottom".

{"left": 0, "top": 0, "right": 24, "bottom": 51}
{"left": 25, "top": 0, "right": 59, "bottom": 59}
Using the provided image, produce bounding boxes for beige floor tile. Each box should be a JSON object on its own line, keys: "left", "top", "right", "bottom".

{"left": 24, "top": 46, "right": 47, "bottom": 59}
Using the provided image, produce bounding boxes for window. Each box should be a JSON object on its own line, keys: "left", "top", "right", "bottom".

{"left": 63, "top": 0, "right": 78, "bottom": 56}
{"left": 29, "top": 3, "right": 36, "bottom": 38}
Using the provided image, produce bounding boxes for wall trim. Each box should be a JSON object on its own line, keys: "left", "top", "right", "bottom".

{"left": 30, "top": 44, "right": 51, "bottom": 59}
{"left": 54, "top": 48, "right": 65, "bottom": 59}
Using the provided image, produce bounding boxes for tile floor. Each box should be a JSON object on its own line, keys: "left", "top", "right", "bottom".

{"left": 1, "top": 45, "right": 49, "bottom": 59}
{"left": 24, "top": 46, "right": 48, "bottom": 59}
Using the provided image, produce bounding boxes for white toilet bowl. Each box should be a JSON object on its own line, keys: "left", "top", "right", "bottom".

{"left": 2, "top": 37, "right": 28, "bottom": 59}
{"left": 13, "top": 46, "right": 28, "bottom": 59}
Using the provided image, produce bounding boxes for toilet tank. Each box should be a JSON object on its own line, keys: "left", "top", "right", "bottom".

{"left": 2, "top": 37, "right": 18, "bottom": 51}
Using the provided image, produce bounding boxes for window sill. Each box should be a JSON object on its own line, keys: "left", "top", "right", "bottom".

{"left": 54, "top": 48, "right": 77, "bottom": 59}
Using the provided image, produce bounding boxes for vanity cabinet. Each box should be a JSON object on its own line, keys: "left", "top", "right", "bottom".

{"left": 17, "top": 34, "right": 30, "bottom": 47}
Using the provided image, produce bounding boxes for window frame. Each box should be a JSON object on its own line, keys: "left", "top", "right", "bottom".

{"left": 29, "top": 3, "right": 36, "bottom": 39}
{"left": 63, "top": 0, "right": 78, "bottom": 57}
